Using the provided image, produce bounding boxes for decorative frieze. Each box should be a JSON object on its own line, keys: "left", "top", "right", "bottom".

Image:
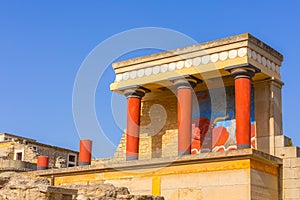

{"left": 114, "top": 47, "right": 280, "bottom": 83}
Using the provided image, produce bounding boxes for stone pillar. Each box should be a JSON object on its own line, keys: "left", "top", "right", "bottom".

{"left": 253, "top": 77, "right": 284, "bottom": 154}
{"left": 124, "top": 87, "right": 150, "bottom": 160}
{"left": 37, "top": 156, "right": 49, "bottom": 170}
{"left": 172, "top": 76, "right": 201, "bottom": 156}
{"left": 225, "top": 64, "right": 260, "bottom": 149}
{"left": 78, "top": 139, "right": 92, "bottom": 166}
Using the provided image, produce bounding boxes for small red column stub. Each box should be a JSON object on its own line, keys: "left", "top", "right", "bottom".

{"left": 123, "top": 86, "right": 150, "bottom": 161}
{"left": 171, "top": 75, "right": 201, "bottom": 156}
{"left": 225, "top": 64, "right": 260, "bottom": 149}
{"left": 78, "top": 139, "right": 92, "bottom": 166}
{"left": 37, "top": 156, "right": 49, "bottom": 170}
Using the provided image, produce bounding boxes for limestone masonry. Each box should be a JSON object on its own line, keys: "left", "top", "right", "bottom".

{"left": 0, "top": 133, "right": 79, "bottom": 171}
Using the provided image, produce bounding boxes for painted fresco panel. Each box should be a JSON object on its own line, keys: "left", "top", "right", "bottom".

{"left": 191, "top": 86, "right": 256, "bottom": 154}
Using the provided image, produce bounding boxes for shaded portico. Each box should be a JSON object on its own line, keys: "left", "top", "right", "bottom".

{"left": 111, "top": 33, "right": 283, "bottom": 160}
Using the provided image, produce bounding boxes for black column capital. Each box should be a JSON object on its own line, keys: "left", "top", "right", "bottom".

{"left": 120, "top": 85, "right": 151, "bottom": 98}
{"left": 225, "top": 63, "right": 261, "bottom": 79}
{"left": 169, "top": 75, "right": 202, "bottom": 90}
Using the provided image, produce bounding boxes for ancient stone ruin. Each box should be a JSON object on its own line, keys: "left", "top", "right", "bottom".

{"left": 0, "top": 172, "right": 164, "bottom": 200}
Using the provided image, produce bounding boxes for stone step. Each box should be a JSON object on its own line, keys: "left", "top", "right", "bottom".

{"left": 275, "top": 146, "right": 300, "bottom": 158}
{"left": 275, "top": 135, "right": 293, "bottom": 148}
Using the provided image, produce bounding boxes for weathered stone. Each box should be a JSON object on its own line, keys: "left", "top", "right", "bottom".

{"left": 76, "top": 194, "right": 89, "bottom": 200}
{"left": 64, "top": 182, "right": 157, "bottom": 200}
{"left": 0, "top": 172, "right": 13, "bottom": 188}
{"left": 0, "top": 172, "right": 78, "bottom": 200}
{"left": 116, "top": 195, "right": 164, "bottom": 200}
{"left": 0, "top": 172, "right": 49, "bottom": 200}
{"left": 0, "top": 133, "right": 79, "bottom": 169}
{"left": 116, "top": 187, "right": 130, "bottom": 196}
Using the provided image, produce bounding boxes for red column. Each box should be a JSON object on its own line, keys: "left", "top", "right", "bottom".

{"left": 124, "top": 87, "right": 149, "bottom": 161}
{"left": 173, "top": 76, "right": 200, "bottom": 156}
{"left": 126, "top": 97, "right": 141, "bottom": 160}
{"left": 177, "top": 87, "right": 193, "bottom": 155}
{"left": 235, "top": 77, "right": 252, "bottom": 148}
{"left": 78, "top": 139, "right": 92, "bottom": 166}
{"left": 225, "top": 65, "right": 260, "bottom": 149}
{"left": 37, "top": 156, "right": 49, "bottom": 170}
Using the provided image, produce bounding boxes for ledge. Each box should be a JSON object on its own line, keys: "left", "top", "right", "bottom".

{"left": 32, "top": 149, "right": 281, "bottom": 177}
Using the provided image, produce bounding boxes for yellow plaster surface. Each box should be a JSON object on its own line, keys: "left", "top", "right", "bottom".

{"left": 152, "top": 176, "right": 161, "bottom": 196}
{"left": 250, "top": 159, "right": 278, "bottom": 176}
{"left": 51, "top": 159, "right": 258, "bottom": 186}
{"left": 55, "top": 173, "right": 104, "bottom": 186}
{"left": 102, "top": 160, "right": 250, "bottom": 180}
{"left": 0, "top": 142, "right": 12, "bottom": 148}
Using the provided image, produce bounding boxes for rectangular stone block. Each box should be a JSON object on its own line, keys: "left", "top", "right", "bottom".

{"left": 275, "top": 135, "right": 292, "bottom": 148}
{"left": 284, "top": 188, "right": 300, "bottom": 199}
{"left": 290, "top": 158, "right": 300, "bottom": 167}
{"left": 284, "top": 168, "right": 296, "bottom": 179}
{"left": 275, "top": 146, "right": 300, "bottom": 158}
{"left": 161, "top": 173, "right": 218, "bottom": 189}
{"left": 283, "top": 179, "right": 300, "bottom": 189}
{"left": 251, "top": 185, "right": 278, "bottom": 200}
{"left": 251, "top": 169, "right": 278, "bottom": 189}
{"left": 283, "top": 158, "right": 291, "bottom": 168}
{"left": 202, "top": 185, "right": 250, "bottom": 200}
{"left": 256, "top": 136, "right": 271, "bottom": 154}
{"left": 163, "top": 188, "right": 203, "bottom": 200}
{"left": 219, "top": 169, "right": 249, "bottom": 186}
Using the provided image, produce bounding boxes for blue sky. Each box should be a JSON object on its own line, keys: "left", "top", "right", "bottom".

{"left": 1, "top": 1, "right": 300, "bottom": 157}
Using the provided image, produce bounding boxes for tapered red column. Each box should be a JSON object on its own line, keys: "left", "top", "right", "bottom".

{"left": 235, "top": 77, "right": 252, "bottom": 148}
{"left": 124, "top": 87, "right": 149, "bottom": 160}
{"left": 37, "top": 156, "right": 49, "bottom": 170}
{"left": 79, "top": 139, "right": 92, "bottom": 166}
{"left": 225, "top": 65, "right": 260, "bottom": 149}
{"left": 172, "top": 76, "right": 200, "bottom": 156}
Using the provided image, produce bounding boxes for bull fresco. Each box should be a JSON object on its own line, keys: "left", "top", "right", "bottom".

{"left": 191, "top": 86, "right": 256, "bottom": 154}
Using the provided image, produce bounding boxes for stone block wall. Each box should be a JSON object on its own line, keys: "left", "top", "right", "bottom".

{"left": 0, "top": 160, "right": 36, "bottom": 172}
{"left": 254, "top": 78, "right": 284, "bottom": 155}
{"left": 282, "top": 158, "right": 300, "bottom": 199}
{"left": 250, "top": 168, "right": 279, "bottom": 199}
{"left": 0, "top": 140, "right": 78, "bottom": 169}
{"left": 114, "top": 90, "right": 178, "bottom": 160}
{"left": 25, "top": 142, "right": 78, "bottom": 168}
{"left": 0, "top": 142, "right": 13, "bottom": 160}
{"left": 274, "top": 135, "right": 300, "bottom": 199}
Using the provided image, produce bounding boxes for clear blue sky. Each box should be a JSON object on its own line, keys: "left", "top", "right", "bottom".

{"left": 1, "top": 1, "right": 299, "bottom": 157}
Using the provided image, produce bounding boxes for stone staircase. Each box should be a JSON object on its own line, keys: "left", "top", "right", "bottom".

{"left": 275, "top": 135, "right": 300, "bottom": 199}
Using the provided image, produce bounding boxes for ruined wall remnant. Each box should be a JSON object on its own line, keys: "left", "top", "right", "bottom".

{"left": 0, "top": 172, "right": 164, "bottom": 200}
{"left": 0, "top": 133, "right": 79, "bottom": 169}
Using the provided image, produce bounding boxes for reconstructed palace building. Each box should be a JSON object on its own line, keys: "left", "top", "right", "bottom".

{"left": 33, "top": 33, "right": 300, "bottom": 200}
